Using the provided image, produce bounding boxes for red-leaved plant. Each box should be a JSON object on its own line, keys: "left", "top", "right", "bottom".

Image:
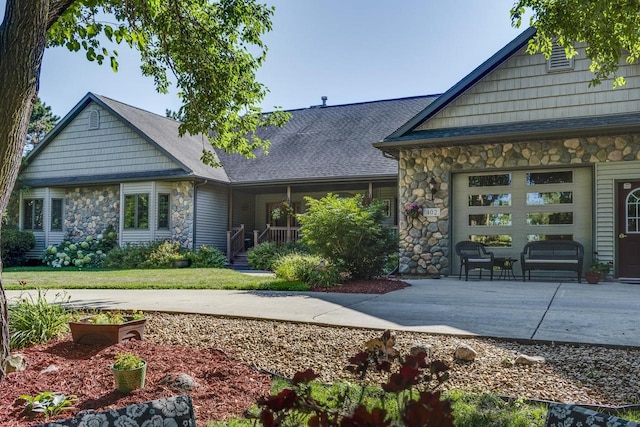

{"left": 255, "top": 330, "right": 454, "bottom": 426}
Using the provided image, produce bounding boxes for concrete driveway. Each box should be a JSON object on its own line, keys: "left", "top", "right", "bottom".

{"left": 6, "top": 277, "right": 639, "bottom": 347}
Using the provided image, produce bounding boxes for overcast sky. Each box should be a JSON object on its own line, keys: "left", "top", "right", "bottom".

{"left": 1, "top": 0, "right": 528, "bottom": 118}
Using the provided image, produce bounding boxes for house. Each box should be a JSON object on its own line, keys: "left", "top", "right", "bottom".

{"left": 375, "top": 27, "right": 640, "bottom": 281}
{"left": 19, "top": 92, "right": 437, "bottom": 262}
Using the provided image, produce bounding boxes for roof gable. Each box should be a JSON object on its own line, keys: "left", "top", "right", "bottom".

{"left": 27, "top": 93, "right": 229, "bottom": 184}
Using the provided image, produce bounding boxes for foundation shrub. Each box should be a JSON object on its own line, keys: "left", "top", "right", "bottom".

{"left": 1, "top": 225, "right": 35, "bottom": 267}
{"left": 273, "top": 253, "right": 340, "bottom": 287}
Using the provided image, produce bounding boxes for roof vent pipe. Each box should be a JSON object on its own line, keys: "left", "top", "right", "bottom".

{"left": 321, "top": 96, "right": 328, "bottom": 107}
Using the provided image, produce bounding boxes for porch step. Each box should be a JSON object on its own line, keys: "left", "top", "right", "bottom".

{"left": 227, "top": 251, "right": 251, "bottom": 270}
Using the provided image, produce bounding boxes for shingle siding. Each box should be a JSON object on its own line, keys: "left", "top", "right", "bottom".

{"left": 22, "top": 104, "right": 179, "bottom": 182}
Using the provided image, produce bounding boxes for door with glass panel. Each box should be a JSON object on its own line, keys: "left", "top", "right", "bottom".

{"left": 617, "top": 181, "right": 640, "bottom": 278}
{"left": 453, "top": 168, "right": 592, "bottom": 277}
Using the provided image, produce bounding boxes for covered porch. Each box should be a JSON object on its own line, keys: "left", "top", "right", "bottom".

{"left": 225, "top": 178, "right": 398, "bottom": 263}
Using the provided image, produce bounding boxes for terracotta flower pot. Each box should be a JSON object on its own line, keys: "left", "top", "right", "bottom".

{"left": 584, "top": 271, "right": 601, "bottom": 284}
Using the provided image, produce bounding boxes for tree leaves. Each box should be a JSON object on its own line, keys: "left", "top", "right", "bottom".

{"left": 511, "top": 0, "right": 640, "bottom": 87}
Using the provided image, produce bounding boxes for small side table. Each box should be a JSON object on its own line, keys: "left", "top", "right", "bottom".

{"left": 495, "top": 257, "right": 518, "bottom": 280}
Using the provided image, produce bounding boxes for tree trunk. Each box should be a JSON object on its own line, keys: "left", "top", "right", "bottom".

{"left": 0, "top": 0, "right": 50, "bottom": 382}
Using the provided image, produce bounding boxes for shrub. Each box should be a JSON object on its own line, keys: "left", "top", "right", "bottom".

{"left": 187, "top": 245, "right": 226, "bottom": 268}
{"left": 247, "top": 241, "right": 309, "bottom": 271}
{"left": 143, "top": 240, "right": 184, "bottom": 268}
{"left": 42, "top": 226, "right": 118, "bottom": 268}
{"left": 102, "top": 242, "right": 154, "bottom": 269}
{"left": 8, "top": 289, "right": 71, "bottom": 349}
{"left": 274, "top": 253, "right": 340, "bottom": 288}
{"left": 1, "top": 225, "right": 35, "bottom": 267}
{"left": 297, "top": 194, "right": 396, "bottom": 279}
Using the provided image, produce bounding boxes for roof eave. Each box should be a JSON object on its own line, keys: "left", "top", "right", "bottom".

{"left": 375, "top": 121, "right": 640, "bottom": 156}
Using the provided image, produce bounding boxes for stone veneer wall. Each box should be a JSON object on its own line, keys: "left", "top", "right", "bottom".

{"left": 399, "top": 134, "right": 640, "bottom": 275}
{"left": 171, "top": 181, "right": 194, "bottom": 249}
{"left": 65, "top": 185, "right": 120, "bottom": 240}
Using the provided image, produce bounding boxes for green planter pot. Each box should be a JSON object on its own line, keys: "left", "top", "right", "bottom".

{"left": 111, "top": 361, "right": 147, "bottom": 393}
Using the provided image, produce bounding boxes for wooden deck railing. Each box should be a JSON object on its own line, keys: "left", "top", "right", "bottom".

{"left": 253, "top": 225, "right": 300, "bottom": 246}
{"left": 226, "top": 224, "right": 245, "bottom": 263}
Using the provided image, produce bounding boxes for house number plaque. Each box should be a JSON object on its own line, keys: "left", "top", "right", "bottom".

{"left": 423, "top": 208, "right": 441, "bottom": 217}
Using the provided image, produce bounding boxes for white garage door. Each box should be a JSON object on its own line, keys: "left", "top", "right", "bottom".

{"left": 452, "top": 167, "right": 593, "bottom": 276}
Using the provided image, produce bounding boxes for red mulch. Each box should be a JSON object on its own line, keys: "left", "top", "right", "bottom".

{"left": 308, "top": 277, "right": 410, "bottom": 294}
{"left": 0, "top": 339, "right": 271, "bottom": 426}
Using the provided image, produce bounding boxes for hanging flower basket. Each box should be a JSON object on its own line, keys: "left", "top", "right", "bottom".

{"left": 404, "top": 202, "right": 423, "bottom": 218}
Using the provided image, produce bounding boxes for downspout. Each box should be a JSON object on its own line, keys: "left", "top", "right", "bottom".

{"left": 193, "top": 180, "right": 208, "bottom": 248}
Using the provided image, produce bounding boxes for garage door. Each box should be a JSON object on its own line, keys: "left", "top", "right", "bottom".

{"left": 452, "top": 167, "right": 592, "bottom": 276}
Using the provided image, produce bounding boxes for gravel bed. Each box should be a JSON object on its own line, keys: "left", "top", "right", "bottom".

{"left": 146, "top": 313, "right": 640, "bottom": 407}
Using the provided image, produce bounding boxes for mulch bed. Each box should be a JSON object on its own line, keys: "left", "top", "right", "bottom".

{"left": 308, "top": 277, "right": 410, "bottom": 294}
{"left": 1, "top": 339, "right": 271, "bottom": 426}
{"left": 0, "top": 278, "right": 408, "bottom": 426}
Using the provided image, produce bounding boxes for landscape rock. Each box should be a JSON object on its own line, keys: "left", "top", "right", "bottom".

{"left": 410, "top": 343, "right": 432, "bottom": 359}
{"left": 161, "top": 373, "right": 200, "bottom": 391}
{"left": 454, "top": 344, "right": 477, "bottom": 361}
{"left": 515, "top": 354, "right": 546, "bottom": 365}
{"left": 40, "top": 364, "right": 59, "bottom": 374}
{"left": 6, "top": 354, "right": 26, "bottom": 373}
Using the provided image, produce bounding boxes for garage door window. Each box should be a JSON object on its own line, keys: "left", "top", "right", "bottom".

{"left": 469, "top": 194, "right": 511, "bottom": 206}
{"left": 469, "top": 174, "right": 512, "bottom": 187}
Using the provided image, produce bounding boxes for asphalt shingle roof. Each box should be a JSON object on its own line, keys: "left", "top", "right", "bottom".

{"left": 215, "top": 95, "right": 438, "bottom": 183}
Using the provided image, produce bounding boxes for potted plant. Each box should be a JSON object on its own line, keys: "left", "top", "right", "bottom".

{"left": 170, "top": 254, "right": 191, "bottom": 268}
{"left": 111, "top": 352, "right": 146, "bottom": 393}
{"left": 585, "top": 253, "right": 612, "bottom": 284}
{"left": 69, "top": 310, "right": 146, "bottom": 345}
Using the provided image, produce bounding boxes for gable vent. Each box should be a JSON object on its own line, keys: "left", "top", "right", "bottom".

{"left": 88, "top": 110, "right": 100, "bottom": 130}
{"left": 547, "top": 42, "right": 574, "bottom": 72}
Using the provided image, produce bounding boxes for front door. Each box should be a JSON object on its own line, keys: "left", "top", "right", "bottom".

{"left": 617, "top": 181, "right": 640, "bottom": 278}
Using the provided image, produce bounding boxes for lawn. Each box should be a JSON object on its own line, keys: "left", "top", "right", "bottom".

{"left": 2, "top": 267, "right": 308, "bottom": 291}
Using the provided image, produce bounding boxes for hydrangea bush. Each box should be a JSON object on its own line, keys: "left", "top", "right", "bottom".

{"left": 42, "top": 227, "right": 118, "bottom": 268}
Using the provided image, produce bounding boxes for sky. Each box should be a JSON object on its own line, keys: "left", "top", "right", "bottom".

{"left": 1, "top": 0, "right": 529, "bottom": 119}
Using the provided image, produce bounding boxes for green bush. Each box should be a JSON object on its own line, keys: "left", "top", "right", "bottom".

{"left": 102, "top": 242, "right": 154, "bottom": 269}
{"left": 297, "top": 194, "right": 396, "bottom": 279}
{"left": 103, "top": 240, "right": 226, "bottom": 269}
{"left": 274, "top": 253, "right": 340, "bottom": 288}
{"left": 1, "top": 225, "right": 35, "bottom": 267}
{"left": 144, "top": 240, "right": 184, "bottom": 268}
{"left": 8, "top": 289, "right": 71, "bottom": 349}
{"left": 42, "top": 225, "right": 118, "bottom": 268}
{"left": 188, "top": 245, "right": 226, "bottom": 268}
{"left": 247, "top": 241, "right": 309, "bottom": 270}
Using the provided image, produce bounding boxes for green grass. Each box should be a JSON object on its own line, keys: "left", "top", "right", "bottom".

{"left": 2, "top": 267, "right": 309, "bottom": 291}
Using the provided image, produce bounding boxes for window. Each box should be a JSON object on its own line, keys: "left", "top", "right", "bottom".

{"left": 51, "top": 198, "right": 63, "bottom": 231}
{"left": 526, "top": 212, "right": 574, "bottom": 225}
{"left": 526, "top": 191, "right": 573, "bottom": 205}
{"left": 468, "top": 194, "right": 511, "bottom": 206}
{"left": 124, "top": 194, "right": 149, "bottom": 229}
{"left": 468, "top": 174, "right": 511, "bottom": 187}
{"left": 23, "top": 199, "right": 43, "bottom": 230}
{"left": 158, "top": 194, "right": 170, "bottom": 229}
{"left": 526, "top": 171, "right": 572, "bottom": 185}
{"left": 469, "top": 234, "right": 512, "bottom": 247}
{"left": 89, "top": 110, "right": 100, "bottom": 129}
{"left": 469, "top": 213, "right": 512, "bottom": 226}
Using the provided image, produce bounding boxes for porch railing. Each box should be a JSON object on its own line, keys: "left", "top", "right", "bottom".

{"left": 253, "top": 225, "right": 300, "bottom": 246}
{"left": 226, "top": 224, "right": 245, "bottom": 263}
